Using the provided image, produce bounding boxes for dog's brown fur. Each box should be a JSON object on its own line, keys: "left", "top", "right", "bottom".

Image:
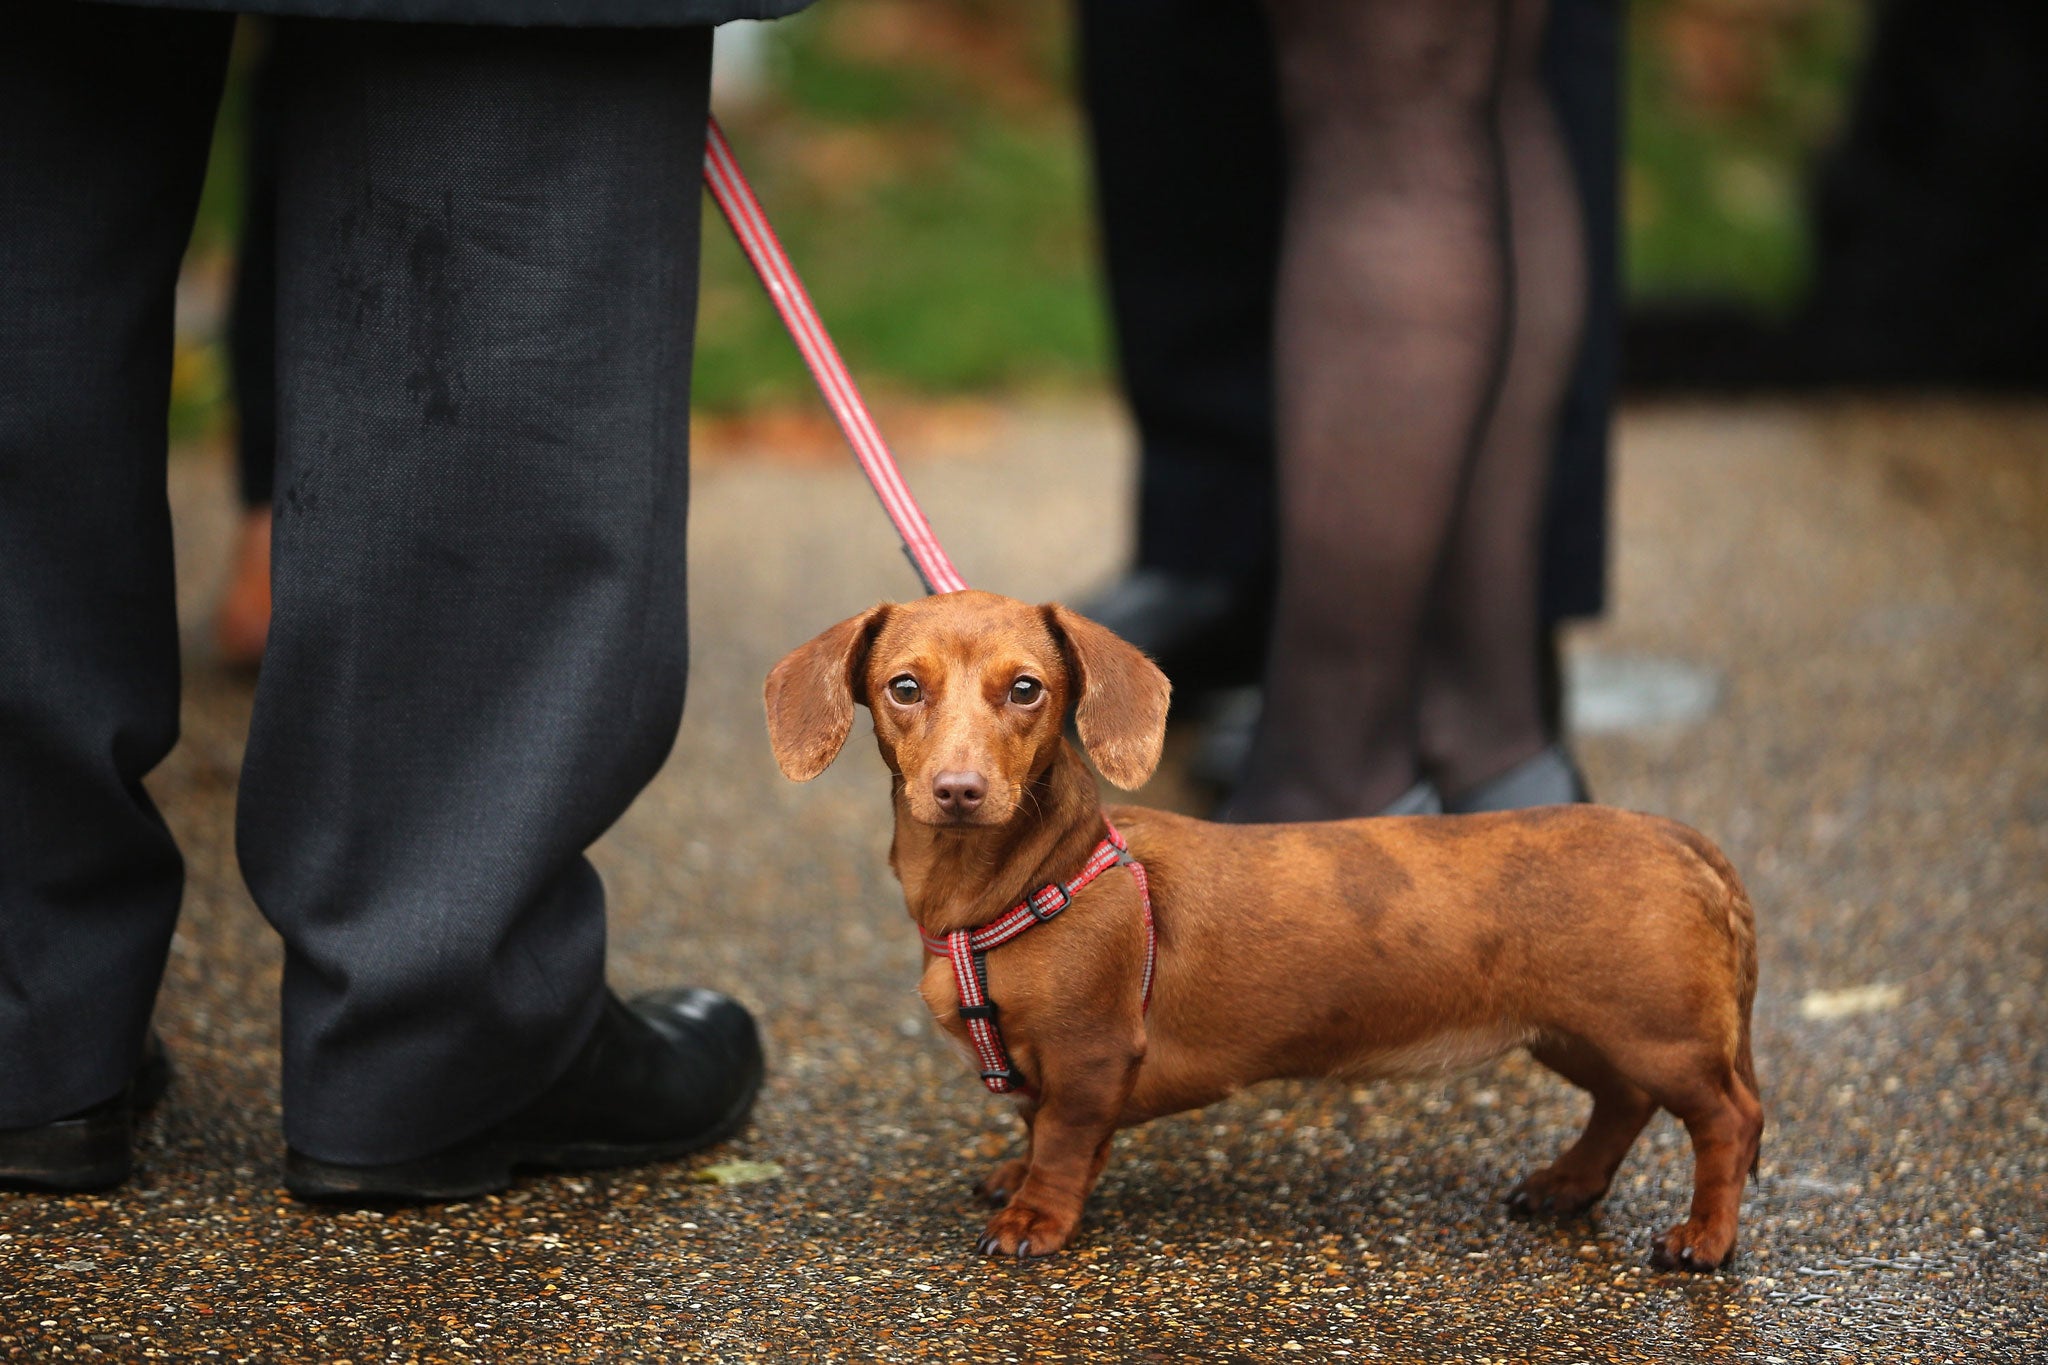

{"left": 766, "top": 590, "right": 1764, "bottom": 1269}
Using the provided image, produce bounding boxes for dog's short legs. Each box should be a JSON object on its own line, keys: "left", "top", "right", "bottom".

{"left": 1649, "top": 1087, "right": 1760, "bottom": 1271}
{"left": 977, "top": 1121, "right": 1115, "bottom": 1259}
{"left": 1630, "top": 1050, "right": 1764, "bottom": 1272}
{"left": 976, "top": 1058, "right": 1135, "bottom": 1258}
{"left": 1509, "top": 1040, "right": 1656, "bottom": 1218}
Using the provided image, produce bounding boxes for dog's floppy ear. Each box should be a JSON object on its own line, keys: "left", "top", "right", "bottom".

{"left": 765, "top": 604, "right": 890, "bottom": 781}
{"left": 1042, "top": 603, "right": 1172, "bottom": 790}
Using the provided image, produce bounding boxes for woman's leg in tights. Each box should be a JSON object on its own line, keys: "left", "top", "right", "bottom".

{"left": 1420, "top": 0, "right": 1585, "bottom": 800}
{"left": 1231, "top": 0, "right": 1517, "bottom": 821}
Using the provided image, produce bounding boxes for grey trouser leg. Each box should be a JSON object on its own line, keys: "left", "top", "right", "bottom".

{"left": 238, "top": 21, "right": 710, "bottom": 1164}
{"left": 0, "top": 5, "right": 233, "bottom": 1126}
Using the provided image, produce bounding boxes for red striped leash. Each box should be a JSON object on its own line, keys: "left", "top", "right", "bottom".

{"left": 708, "top": 120, "right": 1160, "bottom": 1096}
{"left": 702, "top": 116, "right": 969, "bottom": 597}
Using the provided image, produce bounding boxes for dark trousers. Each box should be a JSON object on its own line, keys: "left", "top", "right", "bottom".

{"left": 0, "top": 5, "right": 711, "bottom": 1165}
{"left": 1076, "top": 0, "right": 1619, "bottom": 624}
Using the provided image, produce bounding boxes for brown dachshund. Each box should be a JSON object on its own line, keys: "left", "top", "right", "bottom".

{"left": 765, "top": 590, "right": 1763, "bottom": 1269}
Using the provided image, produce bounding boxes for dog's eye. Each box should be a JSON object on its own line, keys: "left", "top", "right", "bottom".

{"left": 887, "top": 676, "right": 922, "bottom": 706}
{"left": 1010, "top": 677, "right": 1044, "bottom": 706}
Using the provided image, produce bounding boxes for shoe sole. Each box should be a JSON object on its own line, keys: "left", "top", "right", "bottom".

{"left": 283, "top": 1065, "right": 764, "bottom": 1206}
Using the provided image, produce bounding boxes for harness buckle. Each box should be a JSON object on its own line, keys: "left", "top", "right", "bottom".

{"left": 1026, "top": 883, "right": 1069, "bottom": 922}
{"left": 981, "top": 1067, "right": 1028, "bottom": 1089}
{"left": 957, "top": 1001, "right": 999, "bottom": 1024}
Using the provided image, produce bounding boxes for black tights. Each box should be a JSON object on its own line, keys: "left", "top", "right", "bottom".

{"left": 1230, "top": 0, "right": 1584, "bottom": 820}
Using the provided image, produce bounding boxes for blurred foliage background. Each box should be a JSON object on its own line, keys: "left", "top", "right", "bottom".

{"left": 171, "top": 0, "right": 1866, "bottom": 442}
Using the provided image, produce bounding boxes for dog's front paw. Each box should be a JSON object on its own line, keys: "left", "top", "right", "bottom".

{"left": 1649, "top": 1217, "right": 1738, "bottom": 1273}
{"left": 976, "top": 1203, "right": 1077, "bottom": 1259}
{"left": 1505, "top": 1166, "right": 1609, "bottom": 1219}
{"left": 977, "top": 1158, "right": 1031, "bottom": 1207}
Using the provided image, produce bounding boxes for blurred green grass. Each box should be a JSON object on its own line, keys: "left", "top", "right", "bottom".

{"left": 172, "top": 0, "right": 1864, "bottom": 442}
{"left": 1626, "top": 0, "right": 1865, "bottom": 311}
{"left": 693, "top": 3, "right": 1104, "bottom": 409}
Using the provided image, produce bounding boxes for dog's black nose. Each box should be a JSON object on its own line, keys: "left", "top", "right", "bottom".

{"left": 932, "top": 770, "right": 987, "bottom": 816}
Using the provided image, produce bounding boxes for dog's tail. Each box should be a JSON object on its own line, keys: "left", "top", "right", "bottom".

{"left": 1680, "top": 826, "right": 1764, "bottom": 1180}
{"left": 1737, "top": 1011, "right": 1763, "bottom": 1181}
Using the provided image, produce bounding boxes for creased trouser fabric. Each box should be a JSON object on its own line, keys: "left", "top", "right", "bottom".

{"left": 0, "top": 6, "right": 234, "bottom": 1128}
{"left": 1, "top": 6, "right": 711, "bottom": 1166}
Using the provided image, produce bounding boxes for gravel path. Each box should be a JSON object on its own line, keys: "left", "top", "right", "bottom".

{"left": 5, "top": 397, "right": 2043, "bottom": 1363}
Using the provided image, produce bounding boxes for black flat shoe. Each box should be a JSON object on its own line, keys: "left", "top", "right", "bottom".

{"left": 1187, "top": 685, "right": 1262, "bottom": 789}
{"left": 1443, "top": 745, "right": 1590, "bottom": 814}
{"left": 0, "top": 1032, "right": 171, "bottom": 1193}
{"left": 284, "top": 987, "right": 764, "bottom": 1206}
{"left": 1077, "top": 569, "right": 1270, "bottom": 695}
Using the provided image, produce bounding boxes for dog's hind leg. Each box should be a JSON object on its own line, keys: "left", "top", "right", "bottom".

{"left": 1508, "top": 1038, "right": 1656, "bottom": 1218}
{"left": 1594, "top": 1036, "right": 1762, "bottom": 1272}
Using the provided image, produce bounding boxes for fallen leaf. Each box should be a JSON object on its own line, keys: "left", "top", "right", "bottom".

{"left": 1799, "top": 983, "right": 1903, "bottom": 1020}
{"left": 692, "top": 1160, "right": 785, "bottom": 1185}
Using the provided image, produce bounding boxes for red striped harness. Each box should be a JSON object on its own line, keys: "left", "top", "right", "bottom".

{"left": 920, "top": 821, "right": 1156, "bottom": 1097}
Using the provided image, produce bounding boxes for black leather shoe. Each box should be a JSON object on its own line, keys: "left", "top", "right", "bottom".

{"left": 0, "top": 1033, "right": 171, "bottom": 1193}
{"left": 1077, "top": 569, "right": 1270, "bottom": 695}
{"left": 284, "top": 987, "right": 764, "bottom": 1205}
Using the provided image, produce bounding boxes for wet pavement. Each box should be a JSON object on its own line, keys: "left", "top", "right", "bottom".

{"left": 4, "top": 397, "right": 2045, "bottom": 1362}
